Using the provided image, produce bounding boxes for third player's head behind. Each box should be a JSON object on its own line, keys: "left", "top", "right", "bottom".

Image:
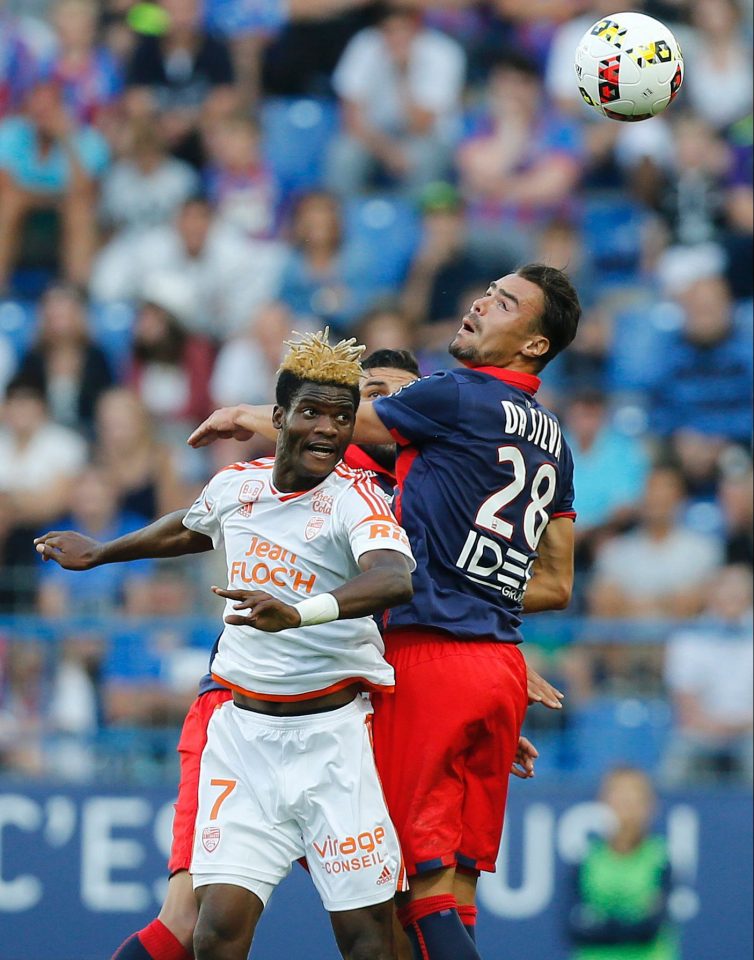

{"left": 272, "top": 330, "right": 364, "bottom": 490}
{"left": 359, "top": 349, "right": 421, "bottom": 400}
{"left": 358, "top": 349, "right": 421, "bottom": 473}
{"left": 449, "top": 263, "right": 581, "bottom": 372}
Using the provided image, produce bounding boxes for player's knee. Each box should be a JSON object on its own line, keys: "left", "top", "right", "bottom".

{"left": 345, "top": 930, "right": 393, "bottom": 960}
{"left": 335, "top": 913, "right": 393, "bottom": 960}
{"left": 193, "top": 927, "right": 234, "bottom": 960}
{"left": 193, "top": 916, "right": 246, "bottom": 960}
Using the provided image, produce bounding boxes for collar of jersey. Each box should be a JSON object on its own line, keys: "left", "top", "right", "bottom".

{"left": 460, "top": 364, "right": 541, "bottom": 395}
{"left": 268, "top": 470, "right": 335, "bottom": 502}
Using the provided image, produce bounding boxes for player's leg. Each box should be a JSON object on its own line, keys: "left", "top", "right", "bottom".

{"left": 329, "top": 902, "right": 395, "bottom": 960}
{"left": 191, "top": 701, "right": 299, "bottom": 957}
{"left": 193, "top": 883, "right": 264, "bottom": 960}
{"left": 392, "top": 911, "right": 414, "bottom": 960}
{"left": 302, "top": 697, "right": 404, "bottom": 959}
{"left": 111, "top": 689, "right": 231, "bottom": 960}
{"left": 373, "top": 632, "right": 529, "bottom": 960}
{"left": 452, "top": 642, "right": 529, "bottom": 951}
{"left": 156, "top": 871, "right": 197, "bottom": 949}
{"left": 111, "top": 878, "right": 194, "bottom": 960}
{"left": 453, "top": 869, "right": 480, "bottom": 942}
{"left": 371, "top": 631, "right": 484, "bottom": 960}
{"left": 395, "top": 869, "right": 480, "bottom": 960}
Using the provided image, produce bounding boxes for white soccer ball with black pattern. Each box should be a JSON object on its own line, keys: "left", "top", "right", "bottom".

{"left": 574, "top": 11, "right": 684, "bottom": 121}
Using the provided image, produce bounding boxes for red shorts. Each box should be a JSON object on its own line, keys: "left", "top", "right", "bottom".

{"left": 168, "top": 687, "right": 233, "bottom": 875}
{"left": 372, "top": 629, "right": 528, "bottom": 876}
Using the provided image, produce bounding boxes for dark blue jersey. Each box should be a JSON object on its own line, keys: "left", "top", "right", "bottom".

{"left": 374, "top": 366, "right": 576, "bottom": 643}
{"left": 197, "top": 633, "right": 225, "bottom": 696}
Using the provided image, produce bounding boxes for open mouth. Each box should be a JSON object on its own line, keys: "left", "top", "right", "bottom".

{"left": 306, "top": 442, "right": 337, "bottom": 461}
{"left": 459, "top": 316, "right": 476, "bottom": 334}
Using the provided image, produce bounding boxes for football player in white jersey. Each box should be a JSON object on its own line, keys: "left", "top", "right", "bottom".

{"left": 35, "top": 331, "right": 416, "bottom": 960}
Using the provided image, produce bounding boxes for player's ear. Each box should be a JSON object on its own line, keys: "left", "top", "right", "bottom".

{"left": 522, "top": 334, "right": 549, "bottom": 361}
{"left": 271, "top": 405, "right": 285, "bottom": 431}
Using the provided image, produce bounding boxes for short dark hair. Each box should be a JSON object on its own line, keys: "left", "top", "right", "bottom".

{"left": 362, "top": 349, "right": 420, "bottom": 378}
{"left": 4, "top": 375, "right": 46, "bottom": 404}
{"left": 516, "top": 263, "right": 581, "bottom": 369}
{"left": 275, "top": 370, "right": 360, "bottom": 413}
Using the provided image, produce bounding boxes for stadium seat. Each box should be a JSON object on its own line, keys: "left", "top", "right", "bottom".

{"left": 260, "top": 96, "right": 339, "bottom": 202}
{"left": 570, "top": 696, "right": 673, "bottom": 778}
{"left": 0, "top": 299, "right": 37, "bottom": 362}
{"left": 343, "top": 195, "right": 420, "bottom": 289}
{"left": 607, "top": 299, "right": 684, "bottom": 393}
{"left": 88, "top": 301, "right": 136, "bottom": 378}
{"left": 582, "top": 193, "right": 648, "bottom": 285}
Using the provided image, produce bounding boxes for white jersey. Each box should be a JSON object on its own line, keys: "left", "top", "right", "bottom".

{"left": 183, "top": 458, "right": 416, "bottom": 701}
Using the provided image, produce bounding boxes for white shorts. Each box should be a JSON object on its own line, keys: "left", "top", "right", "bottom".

{"left": 191, "top": 695, "right": 406, "bottom": 912}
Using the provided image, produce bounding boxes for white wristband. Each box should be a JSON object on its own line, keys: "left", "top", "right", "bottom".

{"left": 294, "top": 593, "right": 340, "bottom": 627}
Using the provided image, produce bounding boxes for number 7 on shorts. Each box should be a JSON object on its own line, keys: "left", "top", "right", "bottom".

{"left": 209, "top": 778, "right": 236, "bottom": 820}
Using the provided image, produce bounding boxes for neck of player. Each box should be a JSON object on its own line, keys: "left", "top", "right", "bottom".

{"left": 272, "top": 446, "right": 330, "bottom": 493}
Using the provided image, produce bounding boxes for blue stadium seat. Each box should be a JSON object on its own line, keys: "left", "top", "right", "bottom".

{"left": 570, "top": 696, "right": 673, "bottom": 778}
{"left": 88, "top": 301, "right": 136, "bottom": 377}
{"left": 343, "top": 195, "right": 420, "bottom": 289}
{"left": 582, "top": 194, "right": 647, "bottom": 285}
{"left": 0, "top": 299, "right": 37, "bottom": 362}
{"left": 260, "top": 96, "right": 339, "bottom": 201}
{"left": 607, "top": 299, "right": 684, "bottom": 393}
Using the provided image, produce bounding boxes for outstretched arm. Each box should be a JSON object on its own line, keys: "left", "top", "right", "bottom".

{"left": 34, "top": 510, "right": 214, "bottom": 570}
{"left": 187, "top": 401, "right": 393, "bottom": 449}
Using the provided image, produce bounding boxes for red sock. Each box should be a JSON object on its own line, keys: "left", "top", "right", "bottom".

{"left": 457, "top": 905, "right": 478, "bottom": 942}
{"left": 141, "top": 920, "right": 193, "bottom": 960}
{"left": 397, "top": 895, "right": 481, "bottom": 960}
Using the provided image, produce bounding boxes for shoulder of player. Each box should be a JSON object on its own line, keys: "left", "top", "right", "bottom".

{"left": 207, "top": 457, "right": 274, "bottom": 490}
{"left": 329, "top": 463, "right": 393, "bottom": 517}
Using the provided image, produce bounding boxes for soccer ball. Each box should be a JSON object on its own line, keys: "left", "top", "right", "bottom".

{"left": 574, "top": 11, "right": 684, "bottom": 121}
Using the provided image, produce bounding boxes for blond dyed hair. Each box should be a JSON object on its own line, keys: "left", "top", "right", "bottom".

{"left": 278, "top": 328, "right": 364, "bottom": 387}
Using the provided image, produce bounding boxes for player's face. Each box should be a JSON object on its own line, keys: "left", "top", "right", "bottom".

{"left": 449, "top": 274, "right": 549, "bottom": 369}
{"left": 274, "top": 384, "right": 356, "bottom": 486}
{"left": 360, "top": 367, "right": 419, "bottom": 400}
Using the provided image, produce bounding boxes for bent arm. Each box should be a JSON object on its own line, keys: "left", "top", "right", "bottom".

{"left": 218, "top": 549, "right": 413, "bottom": 631}
{"left": 188, "top": 401, "right": 394, "bottom": 448}
{"left": 523, "top": 516, "right": 574, "bottom": 613}
{"left": 35, "top": 510, "right": 214, "bottom": 570}
{"left": 332, "top": 549, "right": 413, "bottom": 618}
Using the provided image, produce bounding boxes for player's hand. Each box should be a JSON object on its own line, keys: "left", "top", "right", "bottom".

{"left": 188, "top": 406, "right": 254, "bottom": 448}
{"left": 212, "top": 586, "right": 301, "bottom": 633}
{"left": 511, "top": 736, "right": 538, "bottom": 779}
{"left": 526, "top": 663, "right": 564, "bottom": 710}
{"left": 33, "top": 531, "right": 102, "bottom": 569}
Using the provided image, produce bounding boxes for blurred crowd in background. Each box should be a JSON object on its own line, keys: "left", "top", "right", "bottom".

{"left": 0, "top": 0, "right": 751, "bottom": 789}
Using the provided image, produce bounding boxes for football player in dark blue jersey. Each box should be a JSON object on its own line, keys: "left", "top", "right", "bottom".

{"left": 189, "top": 264, "right": 581, "bottom": 960}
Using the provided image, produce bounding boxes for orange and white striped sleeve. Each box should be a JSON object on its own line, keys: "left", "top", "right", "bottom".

{"left": 340, "top": 476, "right": 416, "bottom": 570}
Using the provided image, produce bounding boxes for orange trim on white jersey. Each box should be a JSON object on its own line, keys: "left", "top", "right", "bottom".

{"left": 211, "top": 672, "right": 395, "bottom": 703}
{"left": 216, "top": 459, "right": 274, "bottom": 476}
{"left": 353, "top": 481, "right": 393, "bottom": 519}
{"left": 352, "top": 515, "right": 403, "bottom": 530}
